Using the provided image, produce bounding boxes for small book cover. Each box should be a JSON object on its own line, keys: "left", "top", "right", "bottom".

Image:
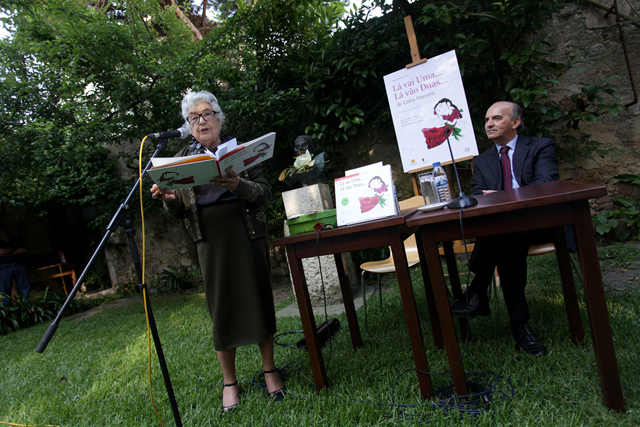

{"left": 334, "top": 164, "right": 398, "bottom": 226}
{"left": 147, "top": 132, "right": 276, "bottom": 190}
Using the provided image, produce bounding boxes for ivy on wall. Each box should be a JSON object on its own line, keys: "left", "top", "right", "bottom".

{"left": 0, "top": 0, "right": 630, "bottom": 237}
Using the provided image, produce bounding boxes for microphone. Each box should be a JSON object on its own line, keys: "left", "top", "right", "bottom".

{"left": 147, "top": 127, "right": 191, "bottom": 139}
{"left": 443, "top": 127, "right": 478, "bottom": 209}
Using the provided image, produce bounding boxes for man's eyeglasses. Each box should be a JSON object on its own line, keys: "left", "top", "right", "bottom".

{"left": 188, "top": 110, "right": 218, "bottom": 125}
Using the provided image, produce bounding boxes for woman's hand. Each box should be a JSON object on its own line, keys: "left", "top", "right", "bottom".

{"left": 150, "top": 184, "right": 176, "bottom": 201}
{"left": 212, "top": 169, "right": 240, "bottom": 192}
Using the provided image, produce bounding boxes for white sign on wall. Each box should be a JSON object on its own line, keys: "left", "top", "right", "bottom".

{"left": 383, "top": 49, "right": 478, "bottom": 173}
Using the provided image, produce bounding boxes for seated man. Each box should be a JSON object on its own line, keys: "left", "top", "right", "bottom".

{"left": 450, "top": 101, "right": 559, "bottom": 356}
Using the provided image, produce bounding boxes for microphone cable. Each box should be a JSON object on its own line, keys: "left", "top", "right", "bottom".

{"left": 0, "top": 136, "right": 172, "bottom": 427}
{"left": 138, "top": 136, "right": 166, "bottom": 427}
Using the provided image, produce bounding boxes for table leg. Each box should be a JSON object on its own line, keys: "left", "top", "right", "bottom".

{"left": 334, "top": 253, "right": 363, "bottom": 350}
{"left": 390, "top": 230, "right": 434, "bottom": 400}
{"left": 571, "top": 200, "right": 624, "bottom": 411}
{"left": 551, "top": 227, "right": 585, "bottom": 345}
{"left": 285, "top": 244, "right": 328, "bottom": 393}
{"left": 418, "top": 228, "right": 469, "bottom": 397}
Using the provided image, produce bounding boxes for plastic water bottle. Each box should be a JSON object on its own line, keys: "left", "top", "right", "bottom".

{"left": 432, "top": 162, "right": 451, "bottom": 203}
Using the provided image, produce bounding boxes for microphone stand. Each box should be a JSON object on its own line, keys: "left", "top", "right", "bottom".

{"left": 443, "top": 130, "right": 478, "bottom": 209}
{"left": 35, "top": 138, "right": 183, "bottom": 427}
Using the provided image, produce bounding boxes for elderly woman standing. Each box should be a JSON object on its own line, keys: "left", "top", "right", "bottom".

{"left": 150, "top": 90, "right": 284, "bottom": 412}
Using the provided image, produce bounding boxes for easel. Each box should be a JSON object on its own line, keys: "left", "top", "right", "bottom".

{"left": 400, "top": 15, "right": 472, "bottom": 398}
{"left": 402, "top": 16, "right": 474, "bottom": 197}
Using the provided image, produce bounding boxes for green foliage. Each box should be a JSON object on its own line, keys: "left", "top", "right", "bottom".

{"left": 265, "top": 192, "right": 287, "bottom": 238}
{"left": 2, "top": 249, "right": 640, "bottom": 424}
{"left": 409, "top": 0, "right": 624, "bottom": 160}
{"left": 594, "top": 211, "right": 618, "bottom": 236}
{"left": 185, "top": 0, "right": 354, "bottom": 184}
{"left": 0, "top": 288, "right": 94, "bottom": 335}
{"left": 152, "top": 265, "right": 202, "bottom": 293}
{"left": 0, "top": 0, "right": 194, "bottom": 225}
{"left": 116, "top": 279, "right": 140, "bottom": 298}
{"left": 0, "top": 0, "right": 631, "bottom": 239}
{"left": 598, "top": 241, "right": 640, "bottom": 271}
{"left": 594, "top": 174, "right": 640, "bottom": 241}
{"left": 0, "top": 303, "right": 20, "bottom": 335}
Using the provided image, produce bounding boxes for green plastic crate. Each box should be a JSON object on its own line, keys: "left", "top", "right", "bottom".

{"left": 286, "top": 209, "right": 337, "bottom": 235}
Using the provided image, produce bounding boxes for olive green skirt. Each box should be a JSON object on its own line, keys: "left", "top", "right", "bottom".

{"left": 196, "top": 199, "right": 276, "bottom": 350}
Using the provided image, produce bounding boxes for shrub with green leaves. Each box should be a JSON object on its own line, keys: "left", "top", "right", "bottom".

{"left": 153, "top": 265, "right": 202, "bottom": 293}
{"left": 595, "top": 174, "right": 640, "bottom": 241}
{"left": 0, "top": 288, "right": 95, "bottom": 335}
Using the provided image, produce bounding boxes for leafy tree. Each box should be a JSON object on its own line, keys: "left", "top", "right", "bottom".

{"left": 0, "top": 0, "right": 195, "bottom": 224}
{"left": 0, "top": 0, "right": 627, "bottom": 239}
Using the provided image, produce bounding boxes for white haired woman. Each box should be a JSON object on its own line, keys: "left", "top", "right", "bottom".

{"left": 150, "top": 90, "right": 284, "bottom": 413}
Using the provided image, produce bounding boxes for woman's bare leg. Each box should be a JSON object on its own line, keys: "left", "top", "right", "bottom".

{"left": 258, "top": 335, "right": 284, "bottom": 393}
{"left": 217, "top": 348, "right": 239, "bottom": 408}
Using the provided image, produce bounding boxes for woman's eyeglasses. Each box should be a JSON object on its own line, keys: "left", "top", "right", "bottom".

{"left": 188, "top": 110, "right": 218, "bottom": 125}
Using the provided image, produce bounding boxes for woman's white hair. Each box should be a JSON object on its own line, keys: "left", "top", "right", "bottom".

{"left": 180, "top": 90, "right": 225, "bottom": 131}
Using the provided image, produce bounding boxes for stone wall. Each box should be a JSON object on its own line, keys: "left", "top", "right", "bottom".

{"left": 102, "top": 211, "right": 199, "bottom": 288}
{"left": 103, "top": 1, "right": 639, "bottom": 288}
{"left": 537, "top": 1, "right": 640, "bottom": 213}
{"left": 339, "top": 2, "right": 640, "bottom": 215}
{"left": 269, "top": 244, "right": 289, "bottom": 279}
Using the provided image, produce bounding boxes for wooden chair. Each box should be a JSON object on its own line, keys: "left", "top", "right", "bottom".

{"left": 28, "top": 263, "right": 78, "bottom": 296}
{"left": 359, "top": 196, "right": 423, "bottom": 329}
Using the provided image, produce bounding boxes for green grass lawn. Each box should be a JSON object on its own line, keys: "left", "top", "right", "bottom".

{"left": 1, "top": 243, "right": 639, "bottom": 426}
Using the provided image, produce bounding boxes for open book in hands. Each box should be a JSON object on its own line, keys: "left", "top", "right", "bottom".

{"left": 147, "top": 132, "right": 276, "bottom": 190}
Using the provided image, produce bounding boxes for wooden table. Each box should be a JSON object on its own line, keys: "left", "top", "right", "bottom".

{"left": 272, "top": 212, "right": 437, "bottom": 400}
{"left": 406, "top": 180, "right": 624, "bottom": 411}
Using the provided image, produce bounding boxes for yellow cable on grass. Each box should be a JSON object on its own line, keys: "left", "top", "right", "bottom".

{"left": 0, "top": 139, "right": 167, "bottom": 427}
{"left": 0, "top": 422, "right": 59, "bottom": 427}
{"left": 139, "top": 136, "right": 166, "bottom": 427}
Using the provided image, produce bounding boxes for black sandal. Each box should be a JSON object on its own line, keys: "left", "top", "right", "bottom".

{"left": 264, "top": 369, "right": 286, "bottom": 402}
{"left": 222, "top": 382, "right": 239, "bottom": 413}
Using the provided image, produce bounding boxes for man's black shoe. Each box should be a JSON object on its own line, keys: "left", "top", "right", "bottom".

{"left": 449, "top": 291, "right": 490, "bottom": 318}
{"left": 511, "top": 321, "right": 548, "bottom": 356}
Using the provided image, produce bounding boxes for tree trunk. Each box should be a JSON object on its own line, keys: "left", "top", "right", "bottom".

{"left": 168, "top": 0, "right": 203, "bottom": 41}
{"left": 201, "top": 0, "right": 208, "bottom": 28}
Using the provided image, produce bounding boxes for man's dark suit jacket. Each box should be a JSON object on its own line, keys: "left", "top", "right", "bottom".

{"left": 470, "top": 136, "right": 559, "bottom": 195}
{"left": 466, "top": 136, "right": 561, "bottom": 321}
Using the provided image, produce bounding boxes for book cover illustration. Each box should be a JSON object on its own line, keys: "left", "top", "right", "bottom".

{"left": 148, "top": 132, "right": 276, "bottom": 190}
{"left": 358, "top": 176, "right": 388, "bottom": 213}
{"left": 217, "top": 135, "right": 275, "bottom": 173}
{"left": 335, "top": 164, "right": 398, "bottom": 226}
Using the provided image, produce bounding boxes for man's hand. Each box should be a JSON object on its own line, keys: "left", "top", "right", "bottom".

{"left": 482, "top": 190, "right": 498, "bottom": 195}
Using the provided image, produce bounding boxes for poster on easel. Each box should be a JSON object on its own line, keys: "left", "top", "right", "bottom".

{"left": 383, "top": 49, "right": 478, "bottom": 173}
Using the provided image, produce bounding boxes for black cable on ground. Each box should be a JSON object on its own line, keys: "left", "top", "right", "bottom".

{"left": 271, "top": 209, "right": 516, "bottom": 422}
{"left": 274, "top": 329, "right": 305, "bottom": 348}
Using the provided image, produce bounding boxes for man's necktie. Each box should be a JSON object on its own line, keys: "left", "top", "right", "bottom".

{"left": 500, "top": 145, "right": 512, "bottom": 190}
